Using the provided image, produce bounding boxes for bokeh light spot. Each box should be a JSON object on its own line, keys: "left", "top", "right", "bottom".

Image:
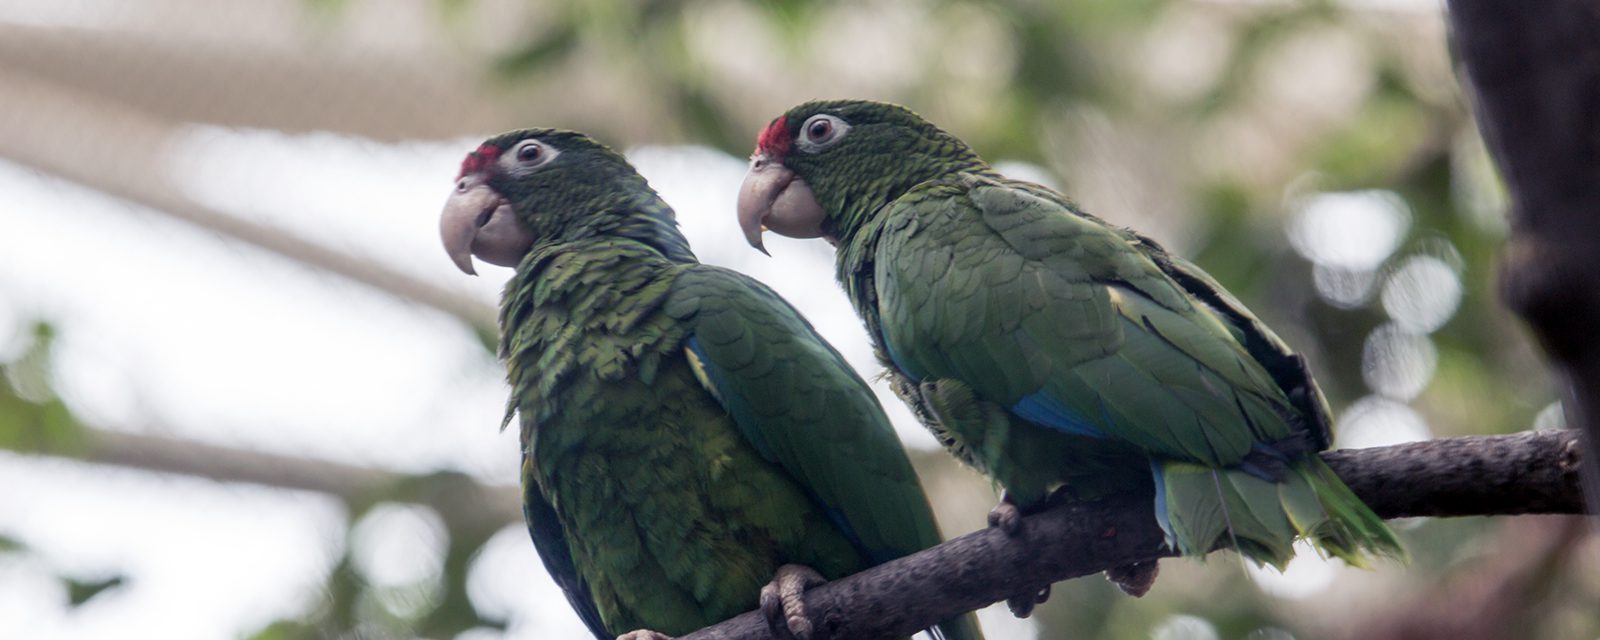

{"left": 1151, "top": 614, "right": 1220, "bottom": 640}
{"left": 466, "top": 525, "right": 594, "bottom": 638}
{"left": 466, "top": 526, "right": 538, "bottom": 623}
{"left": 1380, "top": 255, "right": 1462, "bottom": 334}
{"left": 1246, "top": 540, "right": 1336, "bottom": 600}
{"left": 351, "top": 503, "right": 448, "bottom": 589}
{"left": 1312, "top": 264, "right": 1377, "bottom": 308}
{"left": 1288, "top": 190, "right": 1411, "bottom": 270}
{"left": 1337, "top": 395, "right": 1433, "bottom": 449}
{"left": 1361, "top": 324, "right": 1438, "bottom": 400}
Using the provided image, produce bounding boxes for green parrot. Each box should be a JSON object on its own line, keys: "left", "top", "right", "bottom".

{"left": 440, "top": 128, "right": 982, "bottom": 640}
{"left": 735, "top": 100, "right": 1403, "bottom": 599}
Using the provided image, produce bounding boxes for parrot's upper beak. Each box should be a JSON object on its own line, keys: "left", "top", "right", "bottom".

{"left": 736, "top": 154, "right": 827, "bottom": 256}
{"left": 440, "top": 174, "right": 534, "bottom": 275}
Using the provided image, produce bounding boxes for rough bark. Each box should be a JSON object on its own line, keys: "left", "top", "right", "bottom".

{"left": 682, "top": 430, "right": 1585, "bottom": 640}
{"left": 1323, "top": 431, "right": 1585, "bottom": 517}
{"left": 1448, "top": 0, "right": 1600, "bottom": 513}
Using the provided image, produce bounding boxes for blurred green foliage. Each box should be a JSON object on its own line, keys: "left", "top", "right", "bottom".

{"left": 0, "top": 324, "right": 86, "bottom": 454}
{"left": 0, "top": 325, "right": 126, "bottom": 612}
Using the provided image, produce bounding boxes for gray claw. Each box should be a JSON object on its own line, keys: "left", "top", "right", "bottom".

{"left": 616, "top": 631, "right": 672, "bottom": 640}
{"left": 1105, "top": 560, "right": 1161, "bottom": 597}
{"left": 987, "top": 493, "right": 1023, "bottom": 536}
{"left": 1006, "top": 585, "right": 1051, "bottom": 618}
{"left": 760, "top": 564, "right": 827, "bottom": 640}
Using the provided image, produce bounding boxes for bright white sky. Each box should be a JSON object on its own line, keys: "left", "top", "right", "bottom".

{"left": 0, "top": 130, "right": 1038, "bottom": 639}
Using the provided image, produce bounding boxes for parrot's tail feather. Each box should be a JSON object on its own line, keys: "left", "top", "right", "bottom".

{"left": 1157, "top": 457, "right": 1404, "bottom": 569}
{"left": 1299, "top": 457, "right": 1407, "bottom": 567}
{"left": 1207, "top": 468, "right": 1244, "bottom": 560}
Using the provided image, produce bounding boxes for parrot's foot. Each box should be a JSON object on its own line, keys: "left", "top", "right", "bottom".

{"left": 987, "top": 492, "right": 1023, "bottom": 536}
{"left": 1104, "top": 560, "right": 1160, "bottom": 597}
{"left": 616, "top": 631, "right": 672, "bottom": 640}
{"left": 1006, "top": 585, "right": 1051, "bottom": 618}
{"left": 760, "top": 564, "right": 827, "bottom": 640}
{"left": 989, "top": 491, "right": 1047, "bottom": 616}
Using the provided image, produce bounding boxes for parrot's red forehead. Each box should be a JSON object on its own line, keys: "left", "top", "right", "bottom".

{"left": 457, "top": 144, "right": 502, "bottom": 179}
{"left": 756, "top": 116, "right": 791, "bottom": 157}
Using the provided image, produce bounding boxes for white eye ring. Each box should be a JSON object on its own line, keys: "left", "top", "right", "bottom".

{"left": 796, "top": 114, "right": 850, "bottom": 153}
{"left": 500, "top": 139, "right": 560, "bottom": 173}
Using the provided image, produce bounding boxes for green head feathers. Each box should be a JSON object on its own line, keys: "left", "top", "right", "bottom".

{"left": 441, "top": 128, "right": 693, "bottom": 275}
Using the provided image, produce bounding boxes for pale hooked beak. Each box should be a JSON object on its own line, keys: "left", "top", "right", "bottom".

{"left": 736, "top": 154, "right": 827, "bottom": 256}
{"left": 440, "top": 174, "right": 534, "bottom": 275}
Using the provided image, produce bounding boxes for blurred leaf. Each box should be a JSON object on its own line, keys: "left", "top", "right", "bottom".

{"left": 638, "top": 0, "right": 689, "bottom": 28}
{"left": 677, "top": 84, "right": 743, "bottom": 153}
{"left": 1314, "top": 96, "right": 1435, "bottom": 187}
{"left": 0, "top": 534, "right": 22, "bottom": 553}
{"left": 495, "top": 23, "right": 580, "bottom": 77}
{"left": 1194, "top": 3, "right": 1335, "bottom": 116}
{"left": 1190, "top": 180, "right": 1275, "bottom": 295}
{"left": 0, "top": 322, "right": 87, "bottom": 454}
{"left": 755, "top": 0, "right": 822, "bottom": 39}
{"left": 298, "top": 0, "right": 345, "bottom": 15}
{"left": 66, "top": 575, "right": 125, "bottom": 608}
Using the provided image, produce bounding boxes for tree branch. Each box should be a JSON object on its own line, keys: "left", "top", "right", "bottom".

{"left": 1448, "top": 0, "right": 1600, "bottom": 512}
{"left": 8, "top": 427, "right": 521, "bottom": 532}
{"left": 0, "top": 69, "right": 498, "bottom": 335}
{"left": 683, "top": 430, "right": 1586, "bottom": 640}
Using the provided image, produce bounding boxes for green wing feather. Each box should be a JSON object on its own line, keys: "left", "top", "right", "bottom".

{"left": 1137, "top": 244, "right": 1336, "bottom": 449}
{"left": 665, "top": 265, "right": 981, "bottom": 640}
{"left": 878, "top": 174, "right": 1293, "bottom": 465}
{"left": 872, "top": 173, "right": 1400, "bottom": 565}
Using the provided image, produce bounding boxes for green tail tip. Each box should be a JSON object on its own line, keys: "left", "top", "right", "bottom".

{"left": 1161, "top": 458, "right": 1405, "bottom": 570}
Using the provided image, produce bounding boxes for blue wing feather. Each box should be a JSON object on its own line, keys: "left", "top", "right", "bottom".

{"left": 1009, "top": 391, "right": 1108, "bottom": 438}
{"left": 1148, "top": 460, "right": 1175, "bottom": 547}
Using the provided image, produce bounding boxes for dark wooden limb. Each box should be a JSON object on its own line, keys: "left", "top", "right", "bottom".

{"left": 682, "top": 430, "right": 1585, "bottom": 640}
{"left": 1323, "top": 431, "right": 1585, "bottom": 518}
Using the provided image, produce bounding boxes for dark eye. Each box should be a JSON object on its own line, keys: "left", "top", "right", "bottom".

{"left": 498, "top": 139, "right": 562, "bottom": 172}
{"left": 517, "top": 143, "right": 543, "bottom": 163}
{"left": 797, "top": 114, "right": 850, "bottom": 153}
{"left": 807, "top": 118, "right": 833, "bottom": 141}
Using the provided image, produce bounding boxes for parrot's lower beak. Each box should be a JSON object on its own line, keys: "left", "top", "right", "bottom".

{"left": 440, "top": 175, "right": 534, "bottom": 275}
{"left": 737, "top": 154, "right": 827, "bottom": 256}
